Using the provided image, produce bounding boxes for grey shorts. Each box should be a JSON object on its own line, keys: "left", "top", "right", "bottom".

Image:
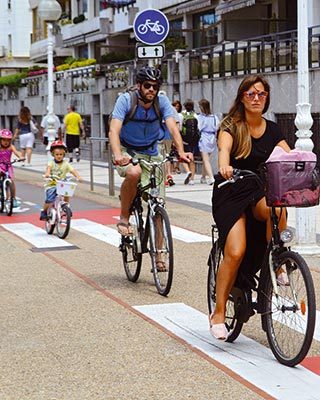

{"left": 114, "top": 146, "right": 165, "bottom": 198}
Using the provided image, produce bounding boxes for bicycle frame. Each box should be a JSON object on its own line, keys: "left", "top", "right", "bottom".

{"left": 130, "top": 161, "right": 166, "bottom": 253}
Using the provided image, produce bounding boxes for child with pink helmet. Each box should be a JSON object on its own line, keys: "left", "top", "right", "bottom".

{"left": 0, "top": 129, "right": 24, "bottom": 208}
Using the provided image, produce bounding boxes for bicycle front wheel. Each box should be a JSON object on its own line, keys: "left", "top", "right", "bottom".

{"left": 56, "top": 204, "right": 71, "bottom": 239}
{"left": 121, "top": 208, "right": 142, "bottom": 282}
{"left": 207, "top": 242, "right": 243, "bottom": 342}
{"left": 264, "top": 250, "right": 316, "bottom": 367}
{"left": 149, "top": 205, "right": 173, "bottom": 296}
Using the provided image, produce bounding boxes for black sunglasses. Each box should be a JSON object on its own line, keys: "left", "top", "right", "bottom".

{"left": 142, "top": 82, "right": 159, "bottom": 91}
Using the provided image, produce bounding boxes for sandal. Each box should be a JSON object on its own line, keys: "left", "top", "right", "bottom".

{"left": 116, "top": 222, "right": 133, "bottom": 236}
{"left": 155, "top": 260, "right": 167, "bottom": 272}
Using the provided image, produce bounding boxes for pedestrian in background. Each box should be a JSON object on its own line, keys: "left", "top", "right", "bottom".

{"left": 13, "top": 106, "right": 38, "bottom": 167}
{"left": 63, "top": 105, "right": 84, "bottom": 162}
{"left": 198, "top": 99, "right": 219, "bottom": 185}
{"left": 181, "top": 99, "right": 199, "bottom": 185}
{"left": 171, "top": 100, "right": 183, "bottom": 174}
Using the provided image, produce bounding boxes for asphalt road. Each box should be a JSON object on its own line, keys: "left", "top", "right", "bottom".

{"left": 1, "top": 168, "right": 320, "bottom": 400}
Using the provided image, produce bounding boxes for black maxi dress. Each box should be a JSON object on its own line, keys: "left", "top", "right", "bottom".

{"left": 212, "top": 119, "right": 285, "bottom": 288}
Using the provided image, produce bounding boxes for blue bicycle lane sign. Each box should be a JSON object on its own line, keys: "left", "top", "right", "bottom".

{"left": 133, "top": 9, "right": 169, "bottom": 45}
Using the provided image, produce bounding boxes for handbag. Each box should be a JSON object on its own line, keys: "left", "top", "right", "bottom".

{"left": 265, "top": 147, "right": 320, "bottom": 207}
{"left": 30, "top": 119, "right": 39, "bottom": 134}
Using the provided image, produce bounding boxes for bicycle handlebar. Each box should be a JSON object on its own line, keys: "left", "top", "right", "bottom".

{"left": 217, "top": 169, "right": 260, "bottom": 189}
{"left": 113, "top": 154, "right": 179, "bottom": 167}
{"left": 0, "top": 158, "right": 26, "bottom": 166}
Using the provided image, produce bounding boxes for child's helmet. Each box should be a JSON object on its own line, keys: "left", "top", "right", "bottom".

{"left": 50, "top": 140, "right": 67, "bottom": 152}
{"left": 0, "top": 129, "right": 13, "bottom": 139}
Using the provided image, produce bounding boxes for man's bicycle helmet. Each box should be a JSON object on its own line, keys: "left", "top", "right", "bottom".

{"left": 0, "top": 129, "right": 13, "bottom": 139}
{"left": 50, "top": 140, "right": 67, "bottom": 152}
{"left": 136, "top": 66, "right": 162, "bottom": 84}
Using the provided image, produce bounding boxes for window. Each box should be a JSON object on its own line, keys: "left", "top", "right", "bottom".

{"left": 77, "top": 0, "right": 88, "bottom": 15}
{"left": 193, "top": 11, "right": 218, "bottom": 48}
{"left": 8, "top": 0, "right": 11, "bottom": 10}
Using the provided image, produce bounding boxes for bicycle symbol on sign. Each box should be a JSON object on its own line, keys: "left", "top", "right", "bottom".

{"left": 137, "top": 19, "right": 165, "bottom": 35}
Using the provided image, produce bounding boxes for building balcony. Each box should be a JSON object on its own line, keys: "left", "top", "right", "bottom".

{"left": 30, "top": 36, "right": 72, "bottom": 63}
{"left": 61, "top": 17, "right": 109, "bottom": 47}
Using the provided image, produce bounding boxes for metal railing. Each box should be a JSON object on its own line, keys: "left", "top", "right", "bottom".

{"left": 89, "top": 137, "right": 115, "bottom": 196}
{"left": 161, "top": 25, "right": 320, "bottom": 80}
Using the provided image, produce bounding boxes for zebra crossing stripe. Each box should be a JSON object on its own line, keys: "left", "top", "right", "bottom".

{"left": 71, "top": 219, "right": 120, "bottom": 247}
{"left": 134, "top": 303, "right": 320, "bottom": 400}
{"left": 1, "top": 222, "right": 75, "bottom": 249}
{"left": 113, "top": 215, "right": 211, "bottom": 243}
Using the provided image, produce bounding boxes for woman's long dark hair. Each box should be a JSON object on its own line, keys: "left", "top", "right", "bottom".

{"left": 220, "top": 74, "right": 270, "bottom": 159}
{"left": 19, "top": 106, "right": 32, "bottom": 124}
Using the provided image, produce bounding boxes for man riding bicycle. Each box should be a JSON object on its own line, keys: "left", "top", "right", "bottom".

{"left": 109, "top": 66, "right": 192, "bottom": 236}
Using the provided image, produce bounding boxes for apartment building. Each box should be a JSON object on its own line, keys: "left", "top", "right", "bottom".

{"left": 0, "top": 0, "right": 33, "bottom": 75}
{"left": 1, "top": 0, "right": 320, "bottom": 157}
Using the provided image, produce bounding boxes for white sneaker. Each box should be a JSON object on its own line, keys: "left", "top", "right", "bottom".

{"left": 188, "top": 180, "right": 195, "bottom": 185}
{"left": 200, "top": 177, "right": 207, "bottom": 184}
{"left": 207, "top": 177, "right": 215, "bottom": 185}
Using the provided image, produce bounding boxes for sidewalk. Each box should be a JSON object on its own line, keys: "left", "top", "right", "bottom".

{"left": 15, "top": 152, "right": 320, "bottom": 253}
{"left": 15, "top": 152, "right": 213, "bottom": 207}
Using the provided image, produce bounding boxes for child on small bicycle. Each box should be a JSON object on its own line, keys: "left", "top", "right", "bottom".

{"left": 40, "top": 140, "right": 81, "bottom": 220}
{"left": 0, "top": 129, "right": 24, "bottom": 207}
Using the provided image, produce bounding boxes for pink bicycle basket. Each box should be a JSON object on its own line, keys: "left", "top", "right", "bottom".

{"left": 265, "top": 147, "right": 320, "bottom": 207}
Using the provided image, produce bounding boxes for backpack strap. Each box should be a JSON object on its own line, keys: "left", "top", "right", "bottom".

{"left": 123, "top": 90, "right": 139, "bottom": 125}
{"left": 153, "top": 95, "right": 162, "bottom": 123}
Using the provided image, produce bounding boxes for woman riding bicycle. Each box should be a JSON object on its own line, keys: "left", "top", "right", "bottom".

{"left": 210, "top": 74, "right": 291, "bottom": 340}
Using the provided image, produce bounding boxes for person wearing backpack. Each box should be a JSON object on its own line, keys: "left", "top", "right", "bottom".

{"left": 198, "top": 99, "right": 220, "bottom": 185}
{"left": 109, "top": 66, "right": 192, "bottom": 236}
{"left": 181, "top": 99, "right": 199, "bottom": 185}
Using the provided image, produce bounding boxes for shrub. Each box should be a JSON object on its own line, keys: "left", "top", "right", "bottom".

{"left": 100, "top": 52, "right": 134, "bottom": 64}
{"left": 0, "top": 72, "right": 28, "bottom": 87}
{"left": 73, "top": 14, "right": 85, "bottom": 24}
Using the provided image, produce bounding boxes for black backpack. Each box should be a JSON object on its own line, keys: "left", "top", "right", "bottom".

{"left": 181, "top": 111, "right": 199, "bottom": 146}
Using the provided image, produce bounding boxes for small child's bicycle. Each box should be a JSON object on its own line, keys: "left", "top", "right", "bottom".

{"left": 43, "top": 176, "right": 77, "bottom": 239}
{"left": 0, "top": 159, "right": 25, "bottom": 216}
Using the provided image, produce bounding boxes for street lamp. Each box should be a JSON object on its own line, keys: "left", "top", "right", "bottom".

{"left": 37, "top": 0, "right": 62, "bottom": 157}
{"left": 293, "top": 0, "right": 319, "bottom": 253}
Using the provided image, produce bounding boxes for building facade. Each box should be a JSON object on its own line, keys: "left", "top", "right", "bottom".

{"left": 0, "top": 0, "right": 33, "bottom": 75}
{"left": 1, "top": 0, "right": 320, "bottom": 158}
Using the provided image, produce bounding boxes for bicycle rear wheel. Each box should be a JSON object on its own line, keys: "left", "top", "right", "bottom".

{"left": 207, "top": 242, "right": 243, "bottom": 342}
{"left": 149, "top": 205, "right": 173, "bottom": 296}
{"left": 264, "top": 250, "right": 316, "bottom": 367}
{"left": 56, "top": 204, "right": 71, "bottom": 239}
{"left": 121, "top": 208, "right": 142, "bottom": 282}
{"left": 4, "top": 180, "right": 14, "bottom": 216}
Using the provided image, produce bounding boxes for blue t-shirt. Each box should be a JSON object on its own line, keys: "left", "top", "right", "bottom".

{"left": 112, "top": 92, "right": 174, "bottom": 155}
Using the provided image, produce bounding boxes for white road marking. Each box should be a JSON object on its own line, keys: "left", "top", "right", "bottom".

{"left": 170, "top": 225, "right": 211, "bottom": 242}
{"left": 134, "top": 303, "right": 320, "bottom": 400}
{"left": 71, "top": 219, "right": 120, "bottom": 247}
{"left": 12, "top": 207, "right": 30, "bottom": 213}
{"left": 1, "top": 222, "right": 74, "bottom": 249}
{"left": 113, "top": 215, "right": 211, "bottom": 243}
{"left": 23, "top": 201, "right": 37, "bottom": 206}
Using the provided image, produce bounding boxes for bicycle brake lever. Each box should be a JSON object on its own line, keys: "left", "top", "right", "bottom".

{"left": 217, "top": 178, "right": 235, "bottom": 188}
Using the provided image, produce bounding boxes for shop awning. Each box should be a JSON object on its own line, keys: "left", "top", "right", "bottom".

{"left": 166, "top": 0, "right": 212, "bottom": 16}
{"left": 215, "top": 0, "right": 256, "bottom": 16}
